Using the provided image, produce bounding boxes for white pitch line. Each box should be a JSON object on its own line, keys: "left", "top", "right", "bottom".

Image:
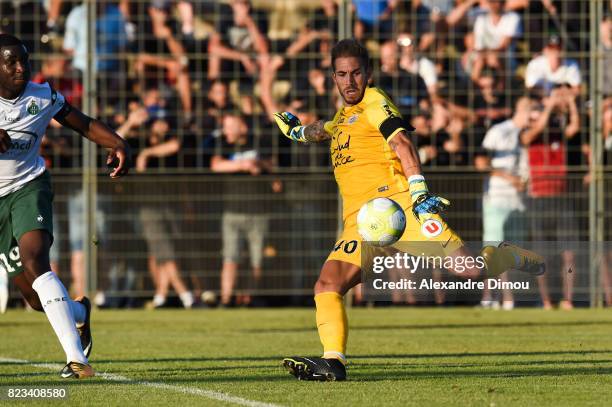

{"left": 0, "top": 357, "right": 283, "bottom": 407}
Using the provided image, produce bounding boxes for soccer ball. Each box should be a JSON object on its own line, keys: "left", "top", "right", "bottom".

{"left": 357, "top": 198, "right": 406, "bottom": 247}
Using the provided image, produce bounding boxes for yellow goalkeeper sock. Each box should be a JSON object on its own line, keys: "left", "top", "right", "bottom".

{"left": 315, "top": 292, "right": 347, "bottom": 363}
{"left": 481, "top": 246, "right": 519, "bottom": 277}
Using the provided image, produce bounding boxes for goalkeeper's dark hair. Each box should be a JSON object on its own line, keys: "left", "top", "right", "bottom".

{"left": 331, "top": 39, "right": 371, "bottom": 72}
{"left": 0, "top": 34, "right": 25, "bottom": 50}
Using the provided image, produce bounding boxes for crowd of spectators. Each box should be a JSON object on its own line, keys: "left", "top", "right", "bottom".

{"left": 2, "top": 0, "right": 608, "bottom": 174}
{"left": 1, "top": 0, "right": 611, "bottom": 308}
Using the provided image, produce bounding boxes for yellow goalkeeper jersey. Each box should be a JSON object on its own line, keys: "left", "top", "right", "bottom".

{"left": 325, "top": 86, "right": 414, "bottom": 219}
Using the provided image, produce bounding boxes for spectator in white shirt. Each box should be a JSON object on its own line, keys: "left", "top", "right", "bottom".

{"left": 475, "top": 96, "right": 533, "bottom": 310}
{"left": 471, "top": 0, "right": 521, "bottom": 82}
{"left": 525, "top": 36, "right": 582, "bottom": 97}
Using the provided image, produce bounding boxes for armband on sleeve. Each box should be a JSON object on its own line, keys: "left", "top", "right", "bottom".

{"left": 53, "top": 101, "right": 73, "bottom": 121}
{"left": 379, "top": 117, "right": 410, "bottom": 140}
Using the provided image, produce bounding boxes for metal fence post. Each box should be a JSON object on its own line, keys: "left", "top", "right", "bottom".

{"left": 83, "top": 0, "right": 98, "bottom": 296}
{"left": 338, "top": 0, "right": 351, "bottom": 305}
{"left": 589, "top": 0, "right": 604, "bottom": 308}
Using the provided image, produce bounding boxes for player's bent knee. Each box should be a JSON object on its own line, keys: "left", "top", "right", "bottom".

{"left": 314, "top": 278, "right": 345, "bottom": 295}
{"left": 314, "top": 274, "right": 354, "bottom": 295}
{"left": 19, "top": 258, "right": 47, "bottom": 279}
{"left": 314, "top": 261, "right": 361, "bottom": 296}
{"left": 18, "top": 230, "right": 52, "bottom": 267}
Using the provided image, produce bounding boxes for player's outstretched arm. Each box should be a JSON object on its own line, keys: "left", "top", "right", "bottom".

{"left": 303, "top": 120, "right": 332, "bottom": 143}
{"left": 273, "top": 112, "right": 331, "bottom": 143}
{"left": 388, "top": 131, "right": 450, "bottom": 222}
{"left": 55, "top": 107, "right": 131, "bottom": 178}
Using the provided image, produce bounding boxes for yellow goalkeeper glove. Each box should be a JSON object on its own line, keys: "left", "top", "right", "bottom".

{"left": 274, "top": 112, "right": 307, "bottom": 142}
{"left": 409, "top": 175, "right": 451, "bottom": 223}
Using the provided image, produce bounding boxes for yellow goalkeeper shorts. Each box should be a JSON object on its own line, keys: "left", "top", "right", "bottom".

{"left": 326, "top": 191, "right": 463, "bottom": 268}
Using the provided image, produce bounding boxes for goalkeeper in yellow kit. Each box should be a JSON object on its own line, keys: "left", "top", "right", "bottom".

{"left": 274, "top": 39, "right": 544, "bottom": 381}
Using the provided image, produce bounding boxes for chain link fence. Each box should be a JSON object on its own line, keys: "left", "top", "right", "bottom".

{"left": 1, "top": 0, "right": 610, "bottom": 306}
{"left": 44, "top": 170, "right": 601, "bottom": 306}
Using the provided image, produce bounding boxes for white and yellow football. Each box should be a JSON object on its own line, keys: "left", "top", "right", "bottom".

{"left": 357, "top": 198, "right": 406, "bottom": 247}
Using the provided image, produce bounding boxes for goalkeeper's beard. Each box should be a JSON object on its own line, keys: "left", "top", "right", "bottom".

{"left": 341, "top": 87, "right": 364, "bottom": 105}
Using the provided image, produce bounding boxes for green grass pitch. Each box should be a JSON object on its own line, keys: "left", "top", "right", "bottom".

{"left": 1, "top": 307, "right": 611, "bottom": 406}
